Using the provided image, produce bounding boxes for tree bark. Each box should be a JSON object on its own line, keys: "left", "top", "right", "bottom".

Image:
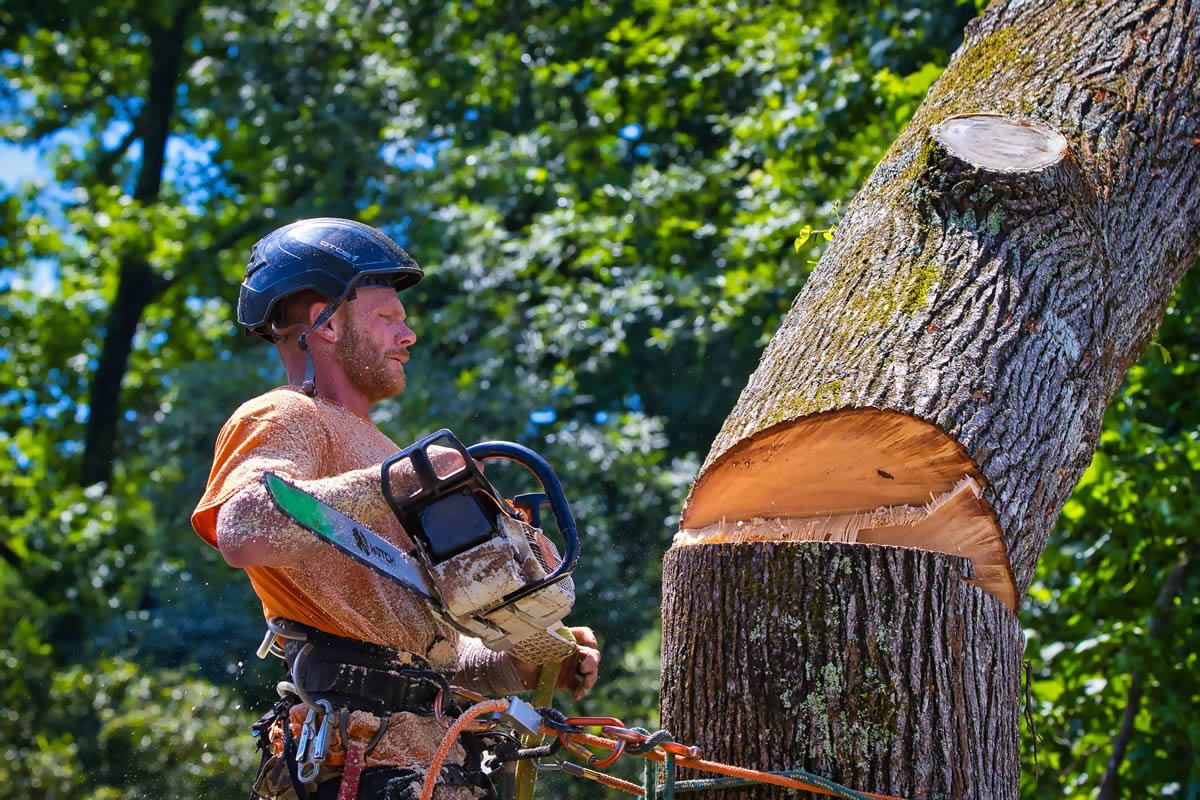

{"left": 663, "top": 0, "right": 1198, "bottom": 796}
{"left": 662, "top": 543, "right": 1022, "bottom": 799}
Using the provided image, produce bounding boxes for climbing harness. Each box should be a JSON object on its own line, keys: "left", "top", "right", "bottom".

{"left": 254, "top": 617, "right": 468, "bottom": 800}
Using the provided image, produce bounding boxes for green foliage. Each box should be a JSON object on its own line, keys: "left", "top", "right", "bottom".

{"left": 2, "top": 0, "right": 1193, "bottom": 797}
{"left": 1021, "top": 267, "right": 1200, "bottom": 798}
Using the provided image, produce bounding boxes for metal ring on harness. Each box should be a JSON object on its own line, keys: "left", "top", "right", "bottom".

{"left": 276, "top": 642, "right": 321, "bottom": 712}
{"left": 258, "top": 616, "right": 310, "bottom": 660}
{"left": 433, "top": 687, "right": 498, "bottom": 732}
{"left": 339, "top": 709, "right": 390, "bottom": 757}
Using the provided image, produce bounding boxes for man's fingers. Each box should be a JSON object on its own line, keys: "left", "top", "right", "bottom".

{"left": 576, "top": 647, "right": 600, "bottom": 678}
{"left": 567, "top": 644, "right": 601, "bottom": 700}
{"left": 569, "top": 626, "right": 598, "bottom": 649}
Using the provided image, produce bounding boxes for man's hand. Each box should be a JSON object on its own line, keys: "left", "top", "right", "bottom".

{"left": 387, "top": 444, "right": 485, "bottom": 494}
{"left": 515, "top": 626, "right": 601, "bottom": 701}
{"left": 560, "top": 626, "right": 601, "bottom": 700}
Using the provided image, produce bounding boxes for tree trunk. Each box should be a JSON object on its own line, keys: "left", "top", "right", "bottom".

{"left": 662, "top": 543, "right": 1022, "bottom": 800}
{"left": 662, "top": 0, "right": 1198, "bottom": 796}
{"left": 79, "top": 5, "right": 192, "bottom": 486}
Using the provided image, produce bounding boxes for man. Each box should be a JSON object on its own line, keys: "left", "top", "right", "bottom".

{"left": 191, "top": 218, "right": 600, "bottom": 800}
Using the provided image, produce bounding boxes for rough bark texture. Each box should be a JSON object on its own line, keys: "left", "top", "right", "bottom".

{"left": 693, "top": 0, "right": 1200, "bottom": 598}
{"left": 661, "top": 543, "right": 1023, "bottom": 800}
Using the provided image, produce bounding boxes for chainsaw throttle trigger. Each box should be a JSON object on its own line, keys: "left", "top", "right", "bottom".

{"left": 511, "top": 493, "right": 548, "bottom": 528}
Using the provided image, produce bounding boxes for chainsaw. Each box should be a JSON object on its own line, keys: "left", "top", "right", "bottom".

{"left": 261, "top": 429, "right": 580, "bottom": 664}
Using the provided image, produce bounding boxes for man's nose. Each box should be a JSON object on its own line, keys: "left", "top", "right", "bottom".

{"left": 397, "top": 323, "right": 417, "bottom": 346}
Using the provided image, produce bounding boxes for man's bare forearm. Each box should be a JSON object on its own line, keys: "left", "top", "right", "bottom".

{"left": 215, "top": 465, "right": 388, "bottom": 567}
{"left": 214, "top": 449, "right": 462, "bottom": 568}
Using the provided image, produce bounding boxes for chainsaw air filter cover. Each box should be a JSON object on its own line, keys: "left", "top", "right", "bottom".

{"left": 419, "top": 491, "right": 496, "bottom": 562}
{"left": 381, "top": 429, "right": 581, "bottom": 662}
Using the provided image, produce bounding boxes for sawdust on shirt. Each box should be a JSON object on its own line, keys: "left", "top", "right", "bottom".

{"left": 192, "top": 386, "right": 446, "bottom": 660}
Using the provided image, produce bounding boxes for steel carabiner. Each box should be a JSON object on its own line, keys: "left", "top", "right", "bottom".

{"left": 296, "top": 699, "right": 333, "bottom": 783}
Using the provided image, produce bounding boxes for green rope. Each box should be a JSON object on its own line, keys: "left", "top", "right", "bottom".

{"left": 644, "top": 760, "right": 657, "bottom": 800}
{"left": 625, "top": 727, "right": 676, "bottom": 755}
{"left": 614, "top": 723, "right": 876, "bottom": 800}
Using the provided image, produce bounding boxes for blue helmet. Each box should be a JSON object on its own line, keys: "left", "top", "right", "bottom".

{"left": 238, "top": 217, "right": 423, "bottom": 342}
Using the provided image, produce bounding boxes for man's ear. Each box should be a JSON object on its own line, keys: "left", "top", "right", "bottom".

{"left": 306, "top": 300, "right": 340, "bottom": 343}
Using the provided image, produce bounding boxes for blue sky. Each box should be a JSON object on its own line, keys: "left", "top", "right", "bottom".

{"left": 0, "top": 56, "right": 42, "bottom": 188}
{"left": 0, "top": 140, "right": 43, "bottom": 187}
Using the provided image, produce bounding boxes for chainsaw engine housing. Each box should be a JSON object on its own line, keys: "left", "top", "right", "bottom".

{"left": 381, "top": 430, "right": 579, "bottom": 663}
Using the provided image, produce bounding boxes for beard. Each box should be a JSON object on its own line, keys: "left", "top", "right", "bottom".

{"left": 335, "top": 316, "right": 407, "bottom": 402}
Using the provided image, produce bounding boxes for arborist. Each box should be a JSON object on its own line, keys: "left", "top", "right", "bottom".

{"left": 191, "top": 217, "right": 601, "bottom": 800}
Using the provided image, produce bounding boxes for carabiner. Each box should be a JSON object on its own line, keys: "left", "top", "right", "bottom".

{"left": 587, "top": 737, "right": 624, "bottom": 770}
{"left": 295, "top": 705, "right": 317, "bottom": 764}
{"left": 659, "top": 741, "right": 703, "bottom": 760}
{"left": 433, "top": 688, "right": 498, "bottom": 732}
{"left": 561, "top": 716, "right": 626, "bottom": 728}
{"left": 296, "top": 699, "right": 333, "bottom": 783}
{"left": 558, "top": 735, "right": 599, "bottom": 764}
{"left": 599, "top": 725, "right": 648, "bottom": 745}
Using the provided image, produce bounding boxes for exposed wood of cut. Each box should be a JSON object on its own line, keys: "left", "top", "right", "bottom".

{"left": 678, "top": 475, "right": 1018, "bottom": 610}
{"left": 931, "top": 114, "right": 1068, "bottom": 172}
{"left": 682, "top": 408, "right": 981, "bottom": 527}
{"left": 859, "top": 478, "right": 1016, "bottom": 610}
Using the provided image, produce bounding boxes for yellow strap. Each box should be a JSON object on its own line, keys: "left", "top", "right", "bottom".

{"left": 514, "top": 628, "right": 577, "bottom": 800}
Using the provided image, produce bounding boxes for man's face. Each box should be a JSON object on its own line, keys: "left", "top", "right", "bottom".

{"left": 334, "top": 287, "right": 417, "bottom": 403}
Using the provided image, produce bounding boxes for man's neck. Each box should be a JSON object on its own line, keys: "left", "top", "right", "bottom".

{"left": 306, "top": 380, "right": 370, "bottom": 418}
{"left": 282, "top": 362, "right": 371, "bottom": 418}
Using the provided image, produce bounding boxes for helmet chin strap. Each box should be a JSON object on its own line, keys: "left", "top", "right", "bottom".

{"left": 295, "top": 300, "right": 344, "bottom": 397}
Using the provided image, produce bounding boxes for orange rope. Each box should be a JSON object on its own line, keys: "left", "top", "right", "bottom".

{"left": 419, "top": 699, "right": 508, "bottom": 800}
{"left": 565, "top": 731, "right": 908, "bottom": 800}
{"left": 581, "top": 767, "right": 645, "bottom": 796}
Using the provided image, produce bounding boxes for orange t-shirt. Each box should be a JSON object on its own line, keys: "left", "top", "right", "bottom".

{"left": 191, "top": 387, "right": 445, "bottom": 655}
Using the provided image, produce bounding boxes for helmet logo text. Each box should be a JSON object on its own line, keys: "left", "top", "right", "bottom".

{"left": 319, "top": 240, "right": 359, "bottom": 262}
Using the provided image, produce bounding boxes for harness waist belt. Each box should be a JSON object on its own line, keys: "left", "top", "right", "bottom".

{"left": 279, "top": 620, "right": 452, "bottom": 716}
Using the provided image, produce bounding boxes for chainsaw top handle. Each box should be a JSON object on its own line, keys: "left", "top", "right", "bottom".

{"left": 380, "top": 429, "right": 579, "bottom": 602}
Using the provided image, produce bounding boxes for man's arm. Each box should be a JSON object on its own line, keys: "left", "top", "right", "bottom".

{"left": 214, "top": 445, "right": 470, "bottom": 568}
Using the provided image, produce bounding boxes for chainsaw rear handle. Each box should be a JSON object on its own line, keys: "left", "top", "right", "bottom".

{"left": 380, "top": 430, "right": 579, "bottom": 604}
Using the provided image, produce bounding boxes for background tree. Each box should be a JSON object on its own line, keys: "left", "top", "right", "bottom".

{"left": 0, "top": 0, "right": 1195, "bottom": 797}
